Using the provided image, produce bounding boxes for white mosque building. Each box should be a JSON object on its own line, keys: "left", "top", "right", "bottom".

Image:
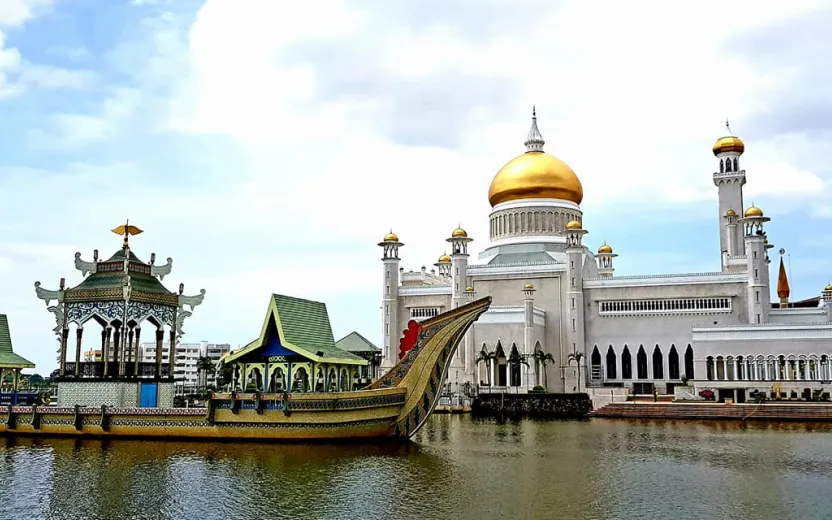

{"left": 379, "top": 111, "right": 832, "bottom": 403}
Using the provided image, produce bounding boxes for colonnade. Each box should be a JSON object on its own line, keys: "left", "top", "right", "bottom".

{"left": 706, "top": 354, "right": 832, "bottom": 382}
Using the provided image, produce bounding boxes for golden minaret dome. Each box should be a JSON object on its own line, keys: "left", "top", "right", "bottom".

{"left": 438, "top": 254, "right": 452, "bottom": 263}
{"left": 725, "top": 208, "right": 737, "bottom": 217}
{"left": 565, "top": 220, "right": 582, "bottom": 230}
{"left": 744, "top": 205, "right": 763, "bottom": 218}
{"left": 451, "top": 226, "right": 468, "bottom": 238}
{"left": 598, "top": 243, "right": 613, "bottom": 254}
{"left": 825, "top": 283, "right": 832, "bottom": 292}
{"left": 383, "top": 230, "right": 399, "bottom": 242}
{"left": 523, "top": 283, "right": 534, "bottom": 290}
{"left": 713, "top": 120, "right": 745, "bottom": 156}
{"left": 488, "top": 108, "right": 584, "bottom": 207}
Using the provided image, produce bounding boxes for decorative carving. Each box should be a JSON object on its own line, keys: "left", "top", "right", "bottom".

{"left": 175, "top": 310, "right": 191, "bottom": 338}
{"left": 74, "top": 252, "right": 98, "bottom": 277}
{"left": 46, "top": 305, "right": 65, "bottom": 333}
{"left": 65, "top": 301, "right": 176, "bottom": 327}
{"left": 151, "top": 257, "right": 173, "bottom": 280}
{"left": 34, "top": 281, "right": 64, "bottom": 306}
{"left": 178, "top": 288, "right": 206, "bottom": 311}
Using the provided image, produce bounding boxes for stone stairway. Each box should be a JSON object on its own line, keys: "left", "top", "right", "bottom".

{"left": 591, "top": 402, "right": 832, "bottom": 422}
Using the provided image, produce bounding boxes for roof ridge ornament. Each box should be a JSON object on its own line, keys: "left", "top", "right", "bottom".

{"left": 112, "top": 219, "right": 143, "bottom": 249}
{"left": 524, "top": 105, "right": 545, "bottom": 152}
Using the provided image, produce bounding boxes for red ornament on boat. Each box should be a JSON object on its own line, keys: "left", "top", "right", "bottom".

{"left": 398, "top": 320, "right": 421, "bottom": 360}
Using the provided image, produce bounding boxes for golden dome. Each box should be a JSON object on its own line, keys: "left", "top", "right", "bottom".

{"left": 725, "top": 209, "right": 737, "bottom": 217}
{"left": 598, "top": 243, "right": 613, "bottom": 254}
{"left": 565, "top": 220, "right": 582, "bottom": 230}
{"left": 488, "top": 152, "right": 583, "bottom": 206}
{"left": 451, "top": 227, "right": 468, "bottom": 238}
{"left": 744, "top": 206, "right": 763, "bottom": 218}
{"left": 438, "top": 254, "right": 451, "bottom": 263}
{"left": 465, "top": 286, "right": 474, "bottom": 292}
{"left": 383, "top": 231, "right": 399, "bottom": 242}
{"left": 523, "top": 283, "right": 534, "bottom": 290}
{"left": 824, "top": 283, "right": 832, "bottom": 292}
{"left": 713, "top": 135, "right": 745, "bottom": 156}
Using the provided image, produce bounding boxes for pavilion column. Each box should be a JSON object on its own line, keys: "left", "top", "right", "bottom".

{"left": 155, "top": 329, "right": 164, "bottom": 377}
{"left": 127, "top": 328, "right": 135, "bottom": 365}
{"left": 133, "top": 327, "right": 142, "bottom": 375}
{"left": 168, "top": 329, "right": 177, "bottom": 381}
{"left": 118, "top": 326, "right": 127, "bottom": 376}
{"left": 59, "top": 327, "right": 69, "bottom": 377}
{"left": 74, "top": 327, "right": 84, "bottom": 376}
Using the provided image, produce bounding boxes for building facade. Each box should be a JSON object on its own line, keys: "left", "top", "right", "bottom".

{"left": 380, "top": 112, "right": 832, "bottom": 402}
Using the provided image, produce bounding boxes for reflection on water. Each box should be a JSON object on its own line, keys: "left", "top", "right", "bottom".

{"left": 2, "top": 417, "right": 831, "bottom": 520}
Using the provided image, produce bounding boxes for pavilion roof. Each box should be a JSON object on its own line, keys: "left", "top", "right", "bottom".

{"left": 224, "top": 294, "right": 366, "bottom": 365}
{"left": 335, "top": 331, "right": 380, "bottom": 354}
{"left": 0, "top": 314, "right": 35, "bottom": 369}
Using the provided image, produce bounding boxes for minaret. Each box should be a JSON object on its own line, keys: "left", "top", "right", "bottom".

{"left": 595, "top": 243, "right": 616, "bottom": 279}
{"left": 379, "top": 230, "right": 403, "bottom": 372}
{"left": 713, "top": 121, "right": 746, "bottom": 269}
{"left": 463, "top": 286, "right": 476, "bottom": 374}
{"left": 522, "top": 283, "right": 536, "bottom": 390}
{"left": 447, "top": 226, "right": 473, "bottom": 310}
{"left": 822, "top": 284, "right": 832, "bottom": 323}
{"left": 776, "top": 253, "right": 791, "bottom": 308}
{"left": 740, "top": 205, "right": 770, "bottom": 324}
{"left": 565, "top": 219, "right": 588, "bottom": 392}
{"left": 434, "top": 253, "right": 452, "bottom": 278}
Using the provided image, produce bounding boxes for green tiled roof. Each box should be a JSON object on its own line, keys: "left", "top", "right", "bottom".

{"left": 224, "top": 294, "right": 366, "bottom": 365}
{"left": 0, "top": 314, "right": 35, "bottom": 369}
{"left": 272, "top": 294, "right": 363, "bottom": 362}
{"left": 105, "top": 248, "right": 144, "bottom": 263}
{"left": 69, "top": 271, "right": 172, "bottom": 294}
{"left": 336, "top": 331, "right": 380, "bottom": 353}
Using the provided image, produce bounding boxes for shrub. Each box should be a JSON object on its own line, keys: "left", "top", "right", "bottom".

{"left": 529, "top": 385, "right": 547, "bottom": 394}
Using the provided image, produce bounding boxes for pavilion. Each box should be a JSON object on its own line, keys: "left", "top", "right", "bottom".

{"left": 0, "top": 314, "right": 36, "bottom": 405}
{"left": 222, "top": 294, "right": 367, "bottom": 393}
{"left": 335, "top": 331, "right": 381, "bottom": 384}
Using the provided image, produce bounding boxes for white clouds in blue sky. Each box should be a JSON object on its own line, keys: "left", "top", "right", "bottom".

{"left": 1, "top": 0, "right": 831, "bottom": 373}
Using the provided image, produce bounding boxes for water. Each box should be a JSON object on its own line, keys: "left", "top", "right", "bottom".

{"left": 2, "top": 416, "right": 831, "bottom": 520}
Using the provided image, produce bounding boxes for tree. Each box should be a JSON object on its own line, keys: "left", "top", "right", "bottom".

{"left": 216, "top": 360, "right": 234, "bottom": 391}
{"left": 195, "top": 357, "right": 216, "bottom": 392}
{"left": 508, "top": 349, "right": 529, "bottom": 390}
{"left": 567, "top": 351, "right": 586, "bottom": 393}
{"left": 532, "top": 350, "right": 556, "bottom": 389}
{"left": 475, "top": 349, "right": 497, "bottom": 386}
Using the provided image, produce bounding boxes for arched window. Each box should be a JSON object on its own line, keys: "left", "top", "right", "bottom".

{"left": 668, "top": 345, "right": 680, "bottom": 380}
{"left": 606, "top": 346, "right": 617, "bottom": 379}
{"left": 652, "top": 345, "right": 663, "bottom": 379}
{"left": 637, "top": 345, "right": 648, "bottom": 379}
{"left": 733, "top": 157, "right": 738, "bottom": 171}
{"left": 495, "top": 343, "right": 507, "bottom": 387}
{"left": 622, "top": 346, "right": 632, "bottom": 379}
{"left": 706, "top": 356, "right": 714, "bottom": 381}
{"left": 509, "top": 344, "right": 522, "bottom": 387}
{"left": 684, "top": 345, "right": 694, "bottom": 379}
{"left": 591, "top": 345, "right": 602, "bottom": 380}
{"left": 720, "top": 158, "right": 725, "bottom": 173}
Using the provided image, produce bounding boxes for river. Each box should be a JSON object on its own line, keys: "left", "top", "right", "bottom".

{"left": 1, "top": 416, "right": 831, "bottom": 520}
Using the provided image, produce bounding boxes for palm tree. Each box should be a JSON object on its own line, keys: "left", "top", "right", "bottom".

{"left": 196, "top": 356, "right": 216, "bottom": 392}
{"left": 508, "top": 349, "right": 529, "bottom": 390}
{"left": 532, "top": 350, "right": 556, "bottom": 389}
{"left": 475, "top": 349, "right": 497, "bottom": 387}
{"left": 567, "top": 351, "right": 585, "bottom": 393}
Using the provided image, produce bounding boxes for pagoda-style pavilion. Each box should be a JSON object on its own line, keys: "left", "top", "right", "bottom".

{"left": 222, "top": 294, "right": 367, "bottom": 393}
{"left": 335, "top": 331, "right": 381, "bottom": 384}
{"left": 34, "top": 222, "right": 206, "bottom": 408}
{"left": 0, "top": 314, "right": 36, "bottom": 405}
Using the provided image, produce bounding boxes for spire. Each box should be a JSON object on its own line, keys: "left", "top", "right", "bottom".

{"left": 777, "top": 255, "right": 790, "bottom": 301}
{"left": 726, "top": 118, "right": 732, "bottom": 135}
{"left": 524, "top": 105, "right": 545, "bottom": 152}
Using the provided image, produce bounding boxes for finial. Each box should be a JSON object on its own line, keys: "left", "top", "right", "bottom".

{"left": 524, "top": 106, "right": 545, "bottom": 152}
{"left": 112, "top": 219, "right": 143, "bottom": 249}
{"left": 726, "top": 118, "right": 732, "bottom": 135}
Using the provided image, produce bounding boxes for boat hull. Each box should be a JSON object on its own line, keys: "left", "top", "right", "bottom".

{"left": 0, "top": 387, "right": 407, "bottom": 441}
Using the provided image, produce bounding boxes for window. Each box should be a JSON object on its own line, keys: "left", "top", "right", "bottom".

{"left": 385, "top": 323, "right": 389, "bottom": 333}
{"left": 570, "top": 260, "right": 574, "bottom": 268}
{"left": 571, "top": 277, "right": 575, "bottom": 287}
{"left": 753, "top": 251, "right": 757, "bottom": 259}
{"left": 410, "top": 307, "right": 441, "bottom": 320}
{"left": 385, "top": 304, "right": 389, "bottom": 315}
{"left": 571, "top": 298, "right": 575, "bottom": 309}
{"left": 756, "top": 291, "right": 759, "bottom": 303}
{"left": 572, "top": 319, "right": 576, "bottom": 332}
{"left": 756, "top": 314, "right": 761, "bottom": 324}
{"left": 754, "top": 268, "right": 758, "bottom": 279}
{"left": 599, "top": 297, "right": 731, "bottom": 316}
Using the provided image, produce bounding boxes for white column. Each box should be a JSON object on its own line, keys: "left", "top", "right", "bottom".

{"left": 735, "top": 359, "right": 741, "bottom": 380}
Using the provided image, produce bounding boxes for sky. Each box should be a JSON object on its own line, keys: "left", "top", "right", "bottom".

{"left": 1, "top": 0, "right": 831, "bottom": 374}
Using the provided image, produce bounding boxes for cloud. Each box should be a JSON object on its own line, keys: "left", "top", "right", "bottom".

{"left": 4, "top": 0, "right": 832, "bottom": 371}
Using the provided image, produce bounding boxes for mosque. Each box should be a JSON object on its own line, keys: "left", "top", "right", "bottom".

{"left": 378, "top": 110, "right": 832, "bottom": 403}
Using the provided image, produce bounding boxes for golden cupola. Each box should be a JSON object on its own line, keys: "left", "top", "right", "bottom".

{"left": 713, "top": 120, "right": 745, "bottom": 156}
{"left": 488, "top": 108, "right": 584, "bottom": 207}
